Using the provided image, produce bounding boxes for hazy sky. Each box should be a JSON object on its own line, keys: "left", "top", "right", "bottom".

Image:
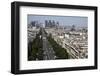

{"left": 28, "top": 15, "right": 88, "bottom": 27}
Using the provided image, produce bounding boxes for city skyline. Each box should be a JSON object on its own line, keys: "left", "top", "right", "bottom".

{"left": 28, "top": 15, "right": 88, "bottom": 61}
{"left": 28, "top": 15, "right": 88, "bottom": 27}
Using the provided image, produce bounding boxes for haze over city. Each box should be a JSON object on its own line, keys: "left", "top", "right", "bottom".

{"left": 28, "top": 15, "right": 88, "bottom": 61}
{"left": 28, "top": 15, "right": 88, "bottom": 27}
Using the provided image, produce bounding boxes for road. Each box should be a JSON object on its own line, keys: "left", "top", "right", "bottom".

{"left": 64, "top": 44, "right": 79, "bottom": 59}
{"left": 42, "top": 28, "right": 55, "bottom": 60}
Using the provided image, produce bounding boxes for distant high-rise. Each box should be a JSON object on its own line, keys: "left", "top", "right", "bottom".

{"left": 30, "top": 21, "right": 41, "bottom": 28}
{"left": 56, "top": 21, "right": 59, "bottom": 26}
{"left": 31, "top": 21, "right": 36, "bottom": 27}
{"left": 45, "top": 20, "right": 48, "bottom": 27}
{"left": 45, "top": 20, "right": 59, "bottom": 28}
{"left": 71, "top": 25, "right": 76, "bottom": 31}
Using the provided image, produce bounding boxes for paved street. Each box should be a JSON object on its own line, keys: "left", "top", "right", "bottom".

{"left": 64, "top": 44, "right": 79, "bottom": 59}
{"left": 42, "top": 28, "right": 55, "bottom": 60}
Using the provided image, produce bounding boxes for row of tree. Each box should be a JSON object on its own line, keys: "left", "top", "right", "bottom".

{"left": 47, "top": 34, "right": 69, "bottom": 59}
{"left": 28, "top": 29, "right": 43, "bottom": 60}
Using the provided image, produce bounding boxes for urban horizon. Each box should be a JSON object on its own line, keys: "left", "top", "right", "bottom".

{"left": 28, "top": 15, "right": 88, "bottom": 28}
{"left": 28, "top": 15, "right": 88, "bottom": 61}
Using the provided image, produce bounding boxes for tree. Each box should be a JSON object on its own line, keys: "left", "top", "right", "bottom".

{"left": 28, "top": 29, "right": 43, "bottom": 61}
{"left": 47, "top": 34, "right": 69, "bottom": 59}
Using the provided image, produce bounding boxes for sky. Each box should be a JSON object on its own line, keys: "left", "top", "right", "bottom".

{"left": 28, "top": 15, "right": 88, "bottom": 27}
